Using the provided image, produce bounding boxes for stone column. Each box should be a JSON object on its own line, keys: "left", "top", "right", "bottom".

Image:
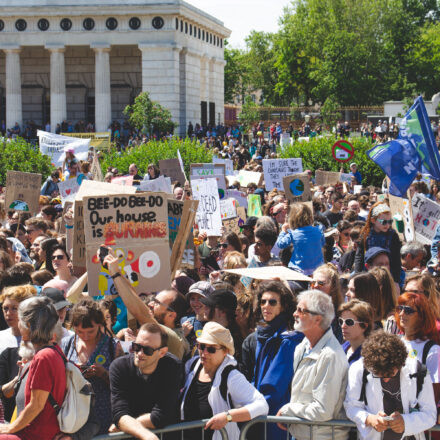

{"left": 46, "top": 45, "right": 66, "bottom": 133}
{"left": 92, "top": 45, "right": 111, "bottom": 132}
{"left": 3, "top": 47, "right": 22, "bottom": 130}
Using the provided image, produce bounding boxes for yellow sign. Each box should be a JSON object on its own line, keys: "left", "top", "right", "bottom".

{"left": 61, "top": 132, "right": 111, "bottom": 150}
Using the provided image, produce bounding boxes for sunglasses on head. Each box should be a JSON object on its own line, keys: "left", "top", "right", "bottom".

{"left": 377, "top": 219, "right": 393, "bottom": 225}
{"left": 132, "top": 342, "right": 161, "bottom": 356}
{"left": 338, "top": 318, "right": 366, "bottom": 327}
{"left": 52, "top": 254, "right": 65, "bottom": 261}
{"left": 260, "top": 299, "right": 278, "bottom": 306}
{"left": 396, "top": 305, "right": 416, "bottom": 315}
{"left": 198, "top": 343, "right": 222, "bottom": 354}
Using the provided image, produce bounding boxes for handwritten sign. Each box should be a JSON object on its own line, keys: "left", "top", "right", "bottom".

{"left": 83, "top": 193, "right": 170, "bottom": 295}
{"left": 213, "top": 158, "right": 234, "bottom": 176}
{"left": 222, "top": 206, "right": 246, "bottom": 235}
{"left": 5, "top": 171, "right": 41, "bottom": 213}
{"left": 262, "top": 158, "right": 303, "bottom": 191}
{"left": 191, "top": 178, "right": 222, "bottom": 236}
{"left": 191, "top": 163, "right": 226, "bottom": 198}
{"left": 389, "top": 193, "right": 414, "bottom": 241}
{"left": 220, "top": 198, "right": 237, "bottom": 220}
{"left": 248, "top": 194, "right": 263, "bottom": 217}
{"left": 225, "top": 189, "right": 248, "bottom": 209}
{"left": 411, "top": 193, "right": 439, "bottom": 245}
{"left": 139, "top": 176, "right": 172, "bottom": 194}
{"left": 315, "top": 170, "right": 340, "bottom": 186}
{"left": 111, "top": 175, "right": 134, "bottom": 186}
{"left": 58, "top": 177, "right": 81, "bottom": 206}
{"left": 159, "top": 158, "right": 186, "bottom": 185}
{"left": 283, "top": 173, "right": 311, "bottom": 203}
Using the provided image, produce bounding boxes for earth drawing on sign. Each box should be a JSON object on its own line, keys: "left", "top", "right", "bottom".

{"left": 289, "top": 179, "right": 305, "bottom": 197}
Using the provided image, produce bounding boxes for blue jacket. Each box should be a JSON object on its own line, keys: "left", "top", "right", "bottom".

{"left": 276, "top": 225, "right": 325, "bottom": 275}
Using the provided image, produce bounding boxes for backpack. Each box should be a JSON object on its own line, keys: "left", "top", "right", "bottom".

{"left": 358, "top": 340, "right": 435, "bottom": 406}
{"left": 48, "top": 346, "right": 94, "bottom": 434}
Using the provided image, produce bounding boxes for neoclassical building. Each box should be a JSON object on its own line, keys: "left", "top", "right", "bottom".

{"left": 0, "top": 0, "right": 230, "bottom": 135}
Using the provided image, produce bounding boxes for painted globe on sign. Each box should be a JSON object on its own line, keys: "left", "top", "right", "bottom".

{"left": 289, "top": 179, "right": 304, "bottom": 197}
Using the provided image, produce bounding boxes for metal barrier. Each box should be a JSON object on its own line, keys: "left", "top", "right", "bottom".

{"left": 93, "top": 419, "right": 228, "bottom": 440}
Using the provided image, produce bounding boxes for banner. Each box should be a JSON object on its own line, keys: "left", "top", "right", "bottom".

{"left": 139, "top": 176, "right": 172, "bottom": 194}
{"left": 83, "top": 192, "right": 170, "bottom": 295}
{"left": 159, "top": 158, "right": 186, "bottom": 185}
{"left": 367, "top": 96, "right": 440, "bottom": 196}
{"left": 248, "top": 194, "right": 263, "bottom": 217}
{"left": 262, "top": 158, "right": 303, "bottom": 191}
{"left": 37, "top": 130, "right": 90, "bottom": 166}
{"left": 62, "top": 132, "right": 111, "bottom": 150}
{"left": 283, "top": 173, "right": 312, "bottom": 203}
{"left": 191, "top": 178, "right": 222, "bottom": 236}
{"left": 411, "top": 193, "right": 440, "bottom": 245}
{"left": 5, "top": 171, "right": 41, "bottom": 214}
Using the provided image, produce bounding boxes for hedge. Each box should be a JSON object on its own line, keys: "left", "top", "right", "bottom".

{"left": 279, "top": 136, "right": 385, "bottom": 187}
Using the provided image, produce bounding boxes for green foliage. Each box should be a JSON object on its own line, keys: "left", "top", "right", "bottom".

{"left": 100, "top": 138, "right": 213, "bottom": 177}
{"left": 123, "top": 92, "right": 177, "bottom": 135}
{"left": 279, "top": 136, "right": 384, "bottom": 187}
{"left": 320, "top": 96, "right": 342, "bottom": 129}
{"left": 0, "top": 138, "right": 53, "bottom": 186}
{"left": 238, "top": 97, "right": 260, "bottom": 131}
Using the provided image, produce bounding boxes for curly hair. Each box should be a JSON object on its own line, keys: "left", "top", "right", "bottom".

{"left": 362, "top": 330, "right": 408, "bottom": 377}
{"left": 255, "top": 280, "right": 296, "bottom": 329}
{"left": 70, "top": 297, "right": 105, "bottom": 328}
{"left": 0, "top": 284, "right": 36, "bottom": 303}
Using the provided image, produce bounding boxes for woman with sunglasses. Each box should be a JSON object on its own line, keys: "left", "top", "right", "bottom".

{"left": 240, "top": 281, "right": 303, "bottom": 440}
{"left": 61, "top": 298, "right": 124, "bottom": 435}
{"left": 333, "top": 220, "right": 352, "bottom": 263}
{"left": 181, "top": 322, "right": 268, "bottom": 440}
{"left": 216, "top": 232, "right": 243, "bottom": 269}
{"left": 45, "top": 244, "right": 77, "bottom": 291}
{"left": 339, "top": 300, "right": 374, "bottom": 364}
{"left": 354, "top": 201, "right": 401, "bottom": 283}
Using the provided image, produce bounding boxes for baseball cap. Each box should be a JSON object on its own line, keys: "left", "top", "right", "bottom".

{"left": 200, "top": 289, "right": 237, "bottom": 312}
{"left": 365, "top": 247, "right": 390, "bottom": 264}
{"left": 188, "top": 281, "right": 214, "bottom": 299}
{"left": 42, "top": 288, "right": 71, "bottom": 311}
{"left": 243, "top": 216, "right": 258, "bottom": 228}
{"left": 196, "top": 321, "right": 235, "bottom": 355}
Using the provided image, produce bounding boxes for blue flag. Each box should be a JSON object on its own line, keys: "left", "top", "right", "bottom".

{"left": 367, "top": 96, "right": 440, "bottom": 196}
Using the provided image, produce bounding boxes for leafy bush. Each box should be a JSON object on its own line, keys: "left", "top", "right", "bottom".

{"left": 0, "top": 138, "right": 54, "bottom": 186}
{"left": 100, "top": 138, "right": 213, "bottom": 177}
{"left": 279, "top": 136, "right": 385, "bottom": 187}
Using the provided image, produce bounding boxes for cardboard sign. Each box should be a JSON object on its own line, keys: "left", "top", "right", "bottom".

{"left": 72, "top": 181, "right": 137, "bottom": 268}
{"left": 213, "top": 158, "right": 234, "bottom": 176}
{"left": 222, "top": 206, "right": 246, "bottom": 235}
{"left": 191, "top": 163, "right": 226, "bottom": 198}
{"left": 111, "top": 175, "right": 134, "bottom": 186}
{"left": 315, "top": 170, "right": 341, "bottom": 186}
{"left": 58, "top": 177, "right": 81, "bottom": 206}
{"left": 139, "top": 176, "right": 172, "bottom": 194}
{"left": 248, "top": 194, "right": 262, "bottom": 217}
{"left": 191, "top": 178, "right": 222, "bottom": 236}
{"left": 389, "top": 193, "right": 414, "bottom": 241}
{"left": 225, "top": 189, "right": 248, "bottom": 209}
{"left": 411, "top": 194, "right": 440, "bottom": 245}
{"left": 159, "top": 158, "right": 186, "bottom": 185}
{"left": 91, "top": 155, "right": 103, "bottom": 182}
{"left": 5, "top": 171, "right": 41, "bottom": 213}
{"left": 83, "top": 192, "right": 170, "bottom": 295}
{"left": 262, "top": 158, "right": 303, "bottom": 191}
{"left": 283, "top": 173, "right": 312, "bottom": 203}
{"left": 220, "top": 198, "right": 237, "bottom": 220}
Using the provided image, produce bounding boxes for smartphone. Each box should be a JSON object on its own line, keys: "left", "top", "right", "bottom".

{"left": 382, "top": 416, "right": 394, "bottom": 421}
{"left": 99, "top": 246, "right": 109, "bottom": 268}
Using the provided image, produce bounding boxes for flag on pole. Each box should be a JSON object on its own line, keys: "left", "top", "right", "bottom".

{"left": 367, "top": 96, "right": 440, "bottom": 196}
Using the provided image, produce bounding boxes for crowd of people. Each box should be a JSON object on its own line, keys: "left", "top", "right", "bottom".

{"left": 1, "top": 137, "right": 440, "bottom": 440}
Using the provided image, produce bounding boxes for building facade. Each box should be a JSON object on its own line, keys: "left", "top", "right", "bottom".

{"left": 0, "top": 0, "right": 230, "bottom": 135}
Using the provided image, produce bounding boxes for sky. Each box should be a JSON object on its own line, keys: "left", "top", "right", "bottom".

{"left": 184, "top": 0, "right": 292, "bottom": 48}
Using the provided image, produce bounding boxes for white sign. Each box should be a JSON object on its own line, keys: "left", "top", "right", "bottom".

{"left": 37, "top": 130, "right": 90, "bottom": 166}
{"left": 411, "top": 193, "right": 440, "bottom": 245}
{"left": 225, "top": 189, "right": 248, "bottom": 209}
{"left": 213, "top": 158, "right": 234, "bottom": 176}
{"left": 262, "top": 158, "right": 303, "bottom": 191}
{"left": 220, "top": 198, "right": 237, "bottom": 220}
{"left": 340, "top": 173, "right": 352, "bottom": 184}
{"left": 58, "top": 178, "right": 81, "bottom": 206}
{"left": 139, "top": 176, "right": 172, "bottom": 194}
{"left": 191, "top": 178, "right": 222, "bottom": 236}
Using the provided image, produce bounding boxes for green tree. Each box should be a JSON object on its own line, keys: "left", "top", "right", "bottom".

{"left": 124, "top": 92, "right": 177, "bottom": 135}
{"left": 238, "top": 96, "right": 260, "bottom": 132}
{"left": 320, "top": 96, "right": 342, "bottom": 130}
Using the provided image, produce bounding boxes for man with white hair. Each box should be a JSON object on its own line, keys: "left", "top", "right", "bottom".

{"left": 277, "top": 290, "right": 349, "bottom": 440}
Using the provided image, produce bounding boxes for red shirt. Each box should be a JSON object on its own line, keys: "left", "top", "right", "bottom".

{"left": 20, "top": 345, "right": 66, "bottom": 440}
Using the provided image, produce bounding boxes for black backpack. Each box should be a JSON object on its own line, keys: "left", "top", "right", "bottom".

{"left": 359, "top": 340, "right": 435, "bottom": 406}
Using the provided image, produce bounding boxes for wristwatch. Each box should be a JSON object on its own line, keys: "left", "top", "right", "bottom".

{"left": 226, "top": 411, "right": 232, "bottom": 423}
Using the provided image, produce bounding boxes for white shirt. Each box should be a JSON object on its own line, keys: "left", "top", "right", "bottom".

{"left": 402, "top": 338, "right": 440, "bottom": 383}
{"left": 0, "top": 328, "right": 21, "bottom": 355}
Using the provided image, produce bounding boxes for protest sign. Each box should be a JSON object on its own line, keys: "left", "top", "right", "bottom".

{"left": 411, "top": 193, "right": 440, "bottom": 245}
{"left": 83, "top": 192, "right": 170, "bottom": 295}
{"left": 111, "top": 175, "right": 134, "bottom": 186}
{"left": 37, "top": 130, "right": 90, "bottom": 166}
{"left": 139, "top": 176, "right": 172, "bottom": 194}
{"left": 191, "top": 163, "right": 226, "bottom": 197}
{"left": 226, "top": 265, "right": 312, "bottom": 282}
{"left": 73, "top": 181, "right": 136, "bottom": 268}
{"left": 222, "top": 206, "right": 246, "bottom": 235}
{"left": 262, "top": 158, "right": 303, "bottom": 191}
{"left": 220, "top": 198, "right": 237, "bottom": 220}
{"left": 5, "top": 171, "right": 41, "bottom": 214}
{"left": 388, "top": 191, "right": 414, "bottom": 242}
{"left": 225, "top": 189, "right": 248, "bottom": 209}
{"left": 58, "top": 177, "right": 81, "bottom": 206}
{"left": 62, "top": 132, "right": 111, "bottom": 150}
{"left": 315, "top": 170, "right": 341, "bottom": 186}
{"left": 159, "top": 158, "right": 186, "bottom": 185}
{"left": 248, "top": 194, "right": 263, "bottom": 217}
{"left": 237, "top": 170, "right": 263, "bottom": 187}
{"left": 91, "top": 155, "right": 103, "bottom": 182}
{"left": 339, "top": 173, "right": 352, "bottom": 184}
{"left": 191, "top": 178, "right": 222, "bottom": 236}
{"left": 283, "top": 173, "right": 312, "bottom": 203}
{"left": 213, "top": 158, "right": 234, "bottom": 176}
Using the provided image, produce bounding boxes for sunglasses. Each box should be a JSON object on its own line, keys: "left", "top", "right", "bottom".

{"left": 219, "top": 243, "right": 228, "bottom": 249}
{"left": 260, "top": 299, "right": 278, "bottom": 306}
{"left": 132, "top": 342, "right": 161, "bottom": 356}
{"left": 396, "top": 305, "right": 416, "bottom": 315}
{"left": 296, "top": 306, "right": 319, "bottom": 316}
{"left": 311, "top": 280, "right": 326, "bottom": 287}
{"left": 52, "top": 254, "right": 65, "bottom": 261}
{"left": 338, "top": 318, "right": 365, "bottom": 327}
{"left": 377, "top": 219, "right": 393, "bottom": 225}
{"left": 198, "top": 343, "right": 222, "bottom": 354}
